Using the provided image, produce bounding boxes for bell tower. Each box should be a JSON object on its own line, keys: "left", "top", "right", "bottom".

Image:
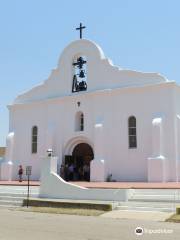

{"left": 72, "top": 23, "right": 87, "bottom": 93}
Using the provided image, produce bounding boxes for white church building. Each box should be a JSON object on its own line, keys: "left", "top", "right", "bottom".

{"left": 1, "top": 37, "right": 180, "bottom": 182}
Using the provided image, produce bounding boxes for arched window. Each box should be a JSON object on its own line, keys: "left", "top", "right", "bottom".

{"left": 128, "top": 116, "right": 137, "bottom": 148}
{"left": 80, "top": 113, "right": 84, "bottom": 131}
{"left": 32, "top": 126, "right": 38, "bottom": 153}
{"left": 75, "top": 112, "right": 84, "bottom": 131}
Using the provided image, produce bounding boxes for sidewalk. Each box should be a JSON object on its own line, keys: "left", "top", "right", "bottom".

{"left": 1, "top": 180, "right": 180, "bottom": 189}
{"left": 71, "top": 181, "right": 180, "bottom": 189}
{"left": 100, "top": 210, "right": 173, "bottom": 221}
{"left": 0, "top": 181, "right": 39, "bottom": 186}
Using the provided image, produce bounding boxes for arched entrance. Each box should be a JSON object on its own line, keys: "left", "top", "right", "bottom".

{"left": 64, "top": 143, "right": 94, "bottom": 181}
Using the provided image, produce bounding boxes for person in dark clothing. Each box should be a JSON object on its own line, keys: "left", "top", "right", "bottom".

{"left": 83, "top": 163, "right": 90, "bottom": 181}
{"left": 68, "top": 163, "right": 74, "bottom": 181}
{"left": 78, "top": 167, "right": 84, "bottom": 181}
{"left": 18, "top": 165, "right": 23, "bottom": 182}
{"left": 64, "top": 164, "right": 69, "bottom": 181}
{"left": 60, "top": 164, "right": 65, "bottom": 179}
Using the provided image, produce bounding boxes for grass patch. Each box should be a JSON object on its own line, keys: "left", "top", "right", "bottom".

{"left": 23, "top": 198, "right": 112, "bottom": 211}
{"left": 166, "top": 206, "right": 180, "bottom": 223}
{"left": 166, "top": 214, "right": 180, "bottom": 223}
{"left": 19, "top": 206, "right": 106, "bottom": 216}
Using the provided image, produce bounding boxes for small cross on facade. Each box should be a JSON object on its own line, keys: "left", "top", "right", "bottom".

{"left": 76, "top": 23, "right": 86, "bottom": 39}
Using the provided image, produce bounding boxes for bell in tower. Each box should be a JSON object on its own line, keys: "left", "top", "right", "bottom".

{"left": 79, "top": 70, "right": 85, "bottom": 78}
{"left": 72, "top": 56, "right": 87, "bottom": 92}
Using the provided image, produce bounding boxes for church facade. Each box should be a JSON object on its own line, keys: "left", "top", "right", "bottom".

{"left": 1, "top": 39, "right": 180, "bottom": 182}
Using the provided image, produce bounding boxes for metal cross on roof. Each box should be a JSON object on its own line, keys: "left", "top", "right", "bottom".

{"left": 76, "top": 23, "right": 86, "bottom": 39}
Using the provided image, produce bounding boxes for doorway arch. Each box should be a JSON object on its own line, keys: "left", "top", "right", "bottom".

{"left": 64, "top": 140, "right": 94, "bottom": 181}
{"left": 72, "top": 143, "right": 94, "bottom": 159}
{"left": 64, "top": 136, "right": 93, "bottom": 156}
{"left": 72, "top": 143, "right": 93, "bottom": 181}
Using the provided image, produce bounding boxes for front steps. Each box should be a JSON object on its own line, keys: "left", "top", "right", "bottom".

{"left": 129, "top": 189, "right": 180, "bottom": 202}
{"left": 116, "top": 189, "right": 180, "bottom": 213}
{"left": 117, "top": 201, "right": 177, "bottom": 212}
{"left": 0, "top": 186, "right": 39, "bottom": 208}
{"left": 0, "top": 186, "right": 180, "bottom": 213}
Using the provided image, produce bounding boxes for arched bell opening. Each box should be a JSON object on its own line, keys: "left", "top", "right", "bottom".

{"left": 72, "top": 55, "right": 87, "bottom": 92}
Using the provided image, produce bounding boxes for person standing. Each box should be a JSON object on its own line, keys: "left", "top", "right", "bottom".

{"left": 78, "top": 167, "right": 83, "bottom": 181}
{"left": 68, "top": 163, "right": 74, "bottom": 181}
{"left": 64, "top": 164, "right": 69, "bottom": 181}
{"left": 18, "top": 165, "right": 23, "bottom": 182}
{"left": 83, "top": 163, "right": 90, "bottom": 181}
{"left": 60, "top": 164, "right": 65, "bottom": 179}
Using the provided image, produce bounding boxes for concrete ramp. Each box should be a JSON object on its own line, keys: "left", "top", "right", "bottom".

{"left": 39, "top": 157, "right": 128, "bottom": 202}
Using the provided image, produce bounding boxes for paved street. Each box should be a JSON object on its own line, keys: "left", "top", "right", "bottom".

{"left": 0, "top": 208, "right": 179, "bottom": 240}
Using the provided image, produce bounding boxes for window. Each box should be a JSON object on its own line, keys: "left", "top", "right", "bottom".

{"left": 75, "top": 112, "right": 84, "bottom": 131}
{"left": 80, "top": 113, "right": 84, "bottom": 131}
{"left": 128, "top": 116, "right": 137, "bottom": 148}
{"left": 32, "top": 126, "right": 38, "bottom": 153}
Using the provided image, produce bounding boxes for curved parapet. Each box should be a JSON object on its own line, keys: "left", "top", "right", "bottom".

{"left": 57, "top": 39, "right": 106, "bottom": 67}
{"left": 12, "top": 39, "right": 169, "bottom": 105}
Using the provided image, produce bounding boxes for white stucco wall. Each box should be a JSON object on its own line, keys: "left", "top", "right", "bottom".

{"left": 2, "top": 39, "right": 180, "bottom": 182}
{"left": 6, "top": 82, "right": 178, "bottom": 181}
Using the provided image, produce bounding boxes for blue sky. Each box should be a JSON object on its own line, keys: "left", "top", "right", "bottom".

{"left": 0, "top": 0, "right": 180, "bottom": 146}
